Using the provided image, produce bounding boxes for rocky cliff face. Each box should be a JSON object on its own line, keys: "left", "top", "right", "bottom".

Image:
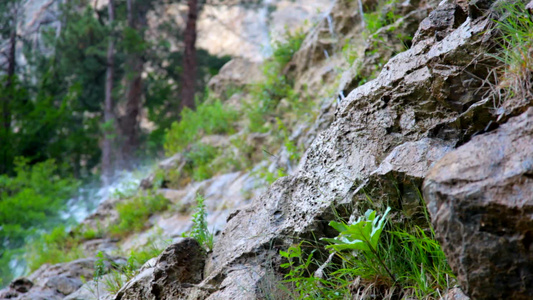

{"left": 2, "top": 0, "right": 532, "bottom": 299}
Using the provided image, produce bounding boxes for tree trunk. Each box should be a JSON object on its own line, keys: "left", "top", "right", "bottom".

{"left": 119, "top": 0, "right": 147, "bottom": 167}
{"left": 102, "top": 0, "right": 115, "bottom": 185}
{"left": 0, "top": 25, "right": 16, "bottom": 175}
{"left": 180, "top": 0, "right": 198, "bottom": 111}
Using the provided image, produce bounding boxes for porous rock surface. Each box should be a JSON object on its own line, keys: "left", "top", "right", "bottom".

{"left": 114, "top": 238, "right": 206, "bottom": 300}
{"left": 424, "top": 107, "right": 533, "bottom": 300}
{"left": 187, "top": 2, "right": 508, "bottom": 299}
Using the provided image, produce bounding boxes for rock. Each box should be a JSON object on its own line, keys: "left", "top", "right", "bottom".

{"left": 9, "top": 278, "right": 33, "bottom": 293}
{"left": 424, "top": 107, "right": 533, "bottom": 299}
{"left": 184, "top": 2, "right": 504, "bottom": 298}
{"left": 44, "top": 276, "right": 83, "bottom": 295}
{"left": 442, "top": 287, "right": 470, "bottom": 300}
{"left": 115, "top": 238, "right": 206, "bottom": 300}
{"left": 412, "top": 3, "right": 467, "bottom": 44}
{"left": 207, "top": 58, "right": 263, "bottom": 99}
{"left": 64, "top": 273, "right": 121, "bottom": 300}
{"left": 527, "top": 1, "right": 533, "bottom": 13}
{"left": 0, "top": 257, "right": 124, "bottom": 300}
{"left": 468, "top": 0, "right": 495, "bottom": 19}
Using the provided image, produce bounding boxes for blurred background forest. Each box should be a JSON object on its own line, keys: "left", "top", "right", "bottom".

{"left": 0, "top": 0, "right": 273, "bottom": 284}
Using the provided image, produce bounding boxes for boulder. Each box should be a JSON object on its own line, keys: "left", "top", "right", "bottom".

{"left": 0, "top": 257, "right": 124, "bottom": 300}
{"left": 424, "top": 107, "right": 533, "bottom": 299}
{"left": 115, "top": 238, "right": 206, "bottom": 300}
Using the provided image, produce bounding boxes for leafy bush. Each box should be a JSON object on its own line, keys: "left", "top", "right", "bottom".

{"left": 363, "top": 0, "right": 400, "bottom": 36}
{"left": 25, "top": 226, "right": 85, "bottom": 271}
{"left": 110, "top": 190, "right": 169, "bottom": 237}
{"left": 184, "top": 143, "right": 220, "bottom": 182}
{"left": 271, "top": 29, "right": 306, "bottom": 67}
{"left": 0, "top": 158, "right": 77, "bottom": 284}
{"left": 164, "top": 100, "right": 239, "bottom": 155}
{"left": 0, "top": 159, "right": 77, "bottom": 250}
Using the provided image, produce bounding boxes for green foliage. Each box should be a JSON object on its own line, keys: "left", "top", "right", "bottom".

{"left": 183, "top": 194, "right": 213, "bottom": 251}
{"left": 164, "top": 100, "right": 239, "bottom": 155}
{"left": 324, "top": 207, "right": 391, "bottom": 253}
{"left": 244, "top": 30, "right": 307, "bottom": 134}
{"left": 255, "top": 166, "right": 288, "bottom": 185}
{"left": 271, "top": 29, "right": 306, "bottom": 67}
{"left": 363, "top": 0, "right": 400, "bottom": 36}
{"left": 110, "top": 189, "right": 169, "bottom": 237}
{"left": 280, "top": 197, "right": 456, "bottom": 299}
{"left": 25, "top": 226, "right": 85, "bottom": 272}
{"left": 93, "top": 251, "right": 106, "bottom": 300}
{"left": 493, "top": 1, "right": 533, "bottom": 106}
{"left": 276, "top": 119, "right": 301, "bottom": 162}
{"left": 0, "top": 158, "right": 77, "bottom": 277}
{"left": 342, "top": 39, "right": 359, "bottom": 65}
{"left": 94, "top": 251, "right": 106, "bottom": 281}
{"left": 279, "top": 243, "right": 325, "bottom": 299}
{"left": 184, "top": 143, "right": 220, "bottom": 182}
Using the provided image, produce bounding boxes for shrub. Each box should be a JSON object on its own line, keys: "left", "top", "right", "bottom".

{"left": 183, "top": 143, "right": 220, "bottom": 182}
{"left": 271, "top": 29, "right": 306, "bottom": 67}
{"left": 0, "top": 158, "right": 78, "bottom": 284}
{"left": 164, "top": 99, "right": 239, "bottom": 155}
{"left": 363, "top": 0, "right": 401, "bottom": 36}
{"left": 0, "top": 159, "right": 77, "bottom": 250}
{"left": 110, "top": 190, "right": 169, "bottom": 237}
{"left": 25, "top": 226, "right": 85, "bottom": 271}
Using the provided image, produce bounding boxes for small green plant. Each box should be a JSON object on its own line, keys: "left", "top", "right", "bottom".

{"left": 342, "top": 39, "right": 359, "bottom": 65}
{"left": 183, "top": 194, "right": 213, "bottom": 251}
{"left": 276, "top": 118, "right": 301, "bottom": 162}
{"left": 94, "top": 251, "right": 106, "bottom": 300}
{"left": 324, "top": 207, "right": 395, "bottom": 282}
{"left": 102, "top": 233, "right": 171, "bottom": 294}
{"left": 110, "top": 189, "right": 169, "bottom": 237}
{"left": 280, "top": 194, "right": 456, "bottom": 299}
{"left": 164, "top": 99, "right": 239, "bottom": 155}
{"left": 279, "top": 243, "right": 323, "bottom": 298}
{"left": 256, "top": 165, "right": 287, "bottom": 185}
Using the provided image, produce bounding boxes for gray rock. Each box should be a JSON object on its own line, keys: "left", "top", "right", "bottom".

{"left": 188, "top": 3, "right": 501, "bottom": 298}
{"left": 115, "top": 238, "right": 206, "bottom": 300}
{"left": 9, "top": 278, "right": 33, "bottom": 293}
{"left": 424, "top": 107, "right": 533, "bottom": 299}
{"left": 0, "top": 257, "right": 123, "bottom": 300}
{"left": 44, "top": 276, "right": 83, "bottom": 296}
{"left": 412, "top": 3, "right": 467, "bottom": 44}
